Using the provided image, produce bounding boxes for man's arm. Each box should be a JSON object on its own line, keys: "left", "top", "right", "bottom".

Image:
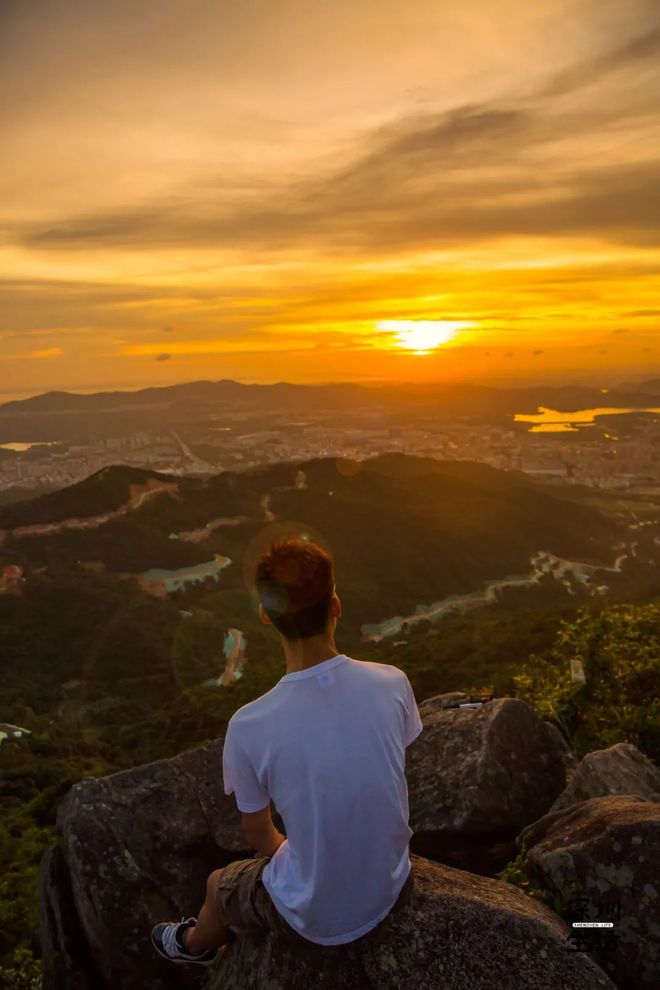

{"left": 241, "top": 805, "right": 286, "bottom": 858}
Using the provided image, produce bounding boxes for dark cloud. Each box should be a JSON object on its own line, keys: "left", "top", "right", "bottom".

{"left": 533, "top": 349, "right": 544, "bottom": 355}
{"left": 13, "top": 112, "right": 660, "bottom": 256}
{"left": 538, "top": 19, "right": 660, "bottom": 98}
{"left": 154, "top": 353, "right": 171, "bottom": 361}
{"left": 0, "top": 0, "right": 660, "bottom": 272}
{"left": 5, "top": 7, "right": 660, "bottom": 261}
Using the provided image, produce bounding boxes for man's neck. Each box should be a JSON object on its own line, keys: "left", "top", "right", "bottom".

{"left": 283, "top": 638, "right": 341, "bottom": 675}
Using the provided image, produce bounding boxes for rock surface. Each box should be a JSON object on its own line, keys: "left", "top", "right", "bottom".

{"left": 549, "top": 742, "right": 660, "bottom": 812}
{"left": 40, "top": 739, "right": 262, "bottom": 990}
{"left": 407, "top": 696, "right": 572, "bottom": 871}
{"left": 518, "top": 794, "right": 660, "bottom": 990}
{"left": 416, "top": 692, "right": 471, "bottom": 718}
{"left": 39, "top": 696, "right": 624, "bottom": 990}
{"left": 206, "top": 853, "right": 616, "bottom": 990}
{"left": 39, "top": 843, "right": 96, "bottom": 990}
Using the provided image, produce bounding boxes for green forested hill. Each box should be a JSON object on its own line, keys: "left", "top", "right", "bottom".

{"left": 0, "top": 465, "right": 178, "bottom": 529}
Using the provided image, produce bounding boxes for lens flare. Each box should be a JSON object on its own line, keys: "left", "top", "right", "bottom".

{"left": 336, "top": 457, "right": 361, "bottom": 477}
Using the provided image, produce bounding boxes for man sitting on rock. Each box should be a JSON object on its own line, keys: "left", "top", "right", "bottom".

{"left": 151, "top": 535, "right": 423, "bottom": 966}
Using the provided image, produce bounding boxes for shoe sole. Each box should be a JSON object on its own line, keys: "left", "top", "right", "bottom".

{"left": 151, "top": 933, "right": 218, "bottom": 966}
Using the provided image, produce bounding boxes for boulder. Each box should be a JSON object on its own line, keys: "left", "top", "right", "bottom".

{"left": 416, "top": 692, "right": 470, "bottom": 718}
{"left": 549, "top": 742, "right": 660, "bottom": 812}
{"left": 39, "top": 739, "right": 269, "bottom": 990}
{"left": 207, "top": 853, "right": 616, "bottom": 990}
{"left": 39, "top": 844, "right": 97, "bottom": 990}
{"left": 406, "top": 696, "right": 573, "bottom": 872}
{"left": 543, "top": 721, "right": 580, "bottom": 779}
{"left": 36, "top": 696, "right": 589, "bottom": 989}
{"left": 518, "top": 794, "right": 660, "bottom": 990}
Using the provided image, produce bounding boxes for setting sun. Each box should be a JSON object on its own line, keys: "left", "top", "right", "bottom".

{"left": 377, "top": 320, "right": 472, "bottom": 355}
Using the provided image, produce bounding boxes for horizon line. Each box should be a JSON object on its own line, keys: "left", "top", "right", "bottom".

{"left": 2, "top": 368, "right": 660, "bottom": 407}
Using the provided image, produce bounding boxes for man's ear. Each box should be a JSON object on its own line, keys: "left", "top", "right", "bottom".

{"left": 333, "top": 594, "right": 341, "bottom": 619}
{"left": 259, "top": 604, "right": 272, "bottom": 625}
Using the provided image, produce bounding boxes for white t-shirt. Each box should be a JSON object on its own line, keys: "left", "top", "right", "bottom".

{"left": 222, "top": 653, "right": 424, "bottom": 945}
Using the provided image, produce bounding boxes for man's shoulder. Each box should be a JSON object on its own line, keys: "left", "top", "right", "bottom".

{"left": 349, "top": 658, "right": 408, "bottom": 686}
{"left": 227, "top": 683, "right": 283, "bottom": 730}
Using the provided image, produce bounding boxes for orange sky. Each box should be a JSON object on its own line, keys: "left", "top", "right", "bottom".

{"left": 1, "top": 0, "right": 659, "bottom": 398}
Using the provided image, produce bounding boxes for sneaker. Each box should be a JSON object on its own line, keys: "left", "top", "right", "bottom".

{"left": 151, "top": 916, "right": 219, "bottom": 966}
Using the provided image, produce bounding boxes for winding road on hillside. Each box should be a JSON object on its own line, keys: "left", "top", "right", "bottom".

{"left": 360, "top": 538, "right": 647, "bottom": 643}
{"left": 0, "top": 477, "right": 179, "bottom": 544}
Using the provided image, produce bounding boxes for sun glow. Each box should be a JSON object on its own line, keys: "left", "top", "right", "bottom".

{"left": 377, "top": 320, "right": 472, "bottom": 354}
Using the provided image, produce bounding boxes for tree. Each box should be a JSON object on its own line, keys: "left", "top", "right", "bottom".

{"left": 513, "top": 602, "right": 660, "bottom": 761}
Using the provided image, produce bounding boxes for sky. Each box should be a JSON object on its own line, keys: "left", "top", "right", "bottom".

{"left": 1, "top": 0, "right": 660, "bottom": 398}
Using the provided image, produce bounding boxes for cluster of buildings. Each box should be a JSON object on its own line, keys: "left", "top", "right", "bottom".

{"left": 0, "top": 432, "right": 195, "bottom": 491}
{"left": 1, "top": 410, "right": 658, "bottom": 497}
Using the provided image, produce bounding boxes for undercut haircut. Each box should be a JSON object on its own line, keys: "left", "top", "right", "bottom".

{"left": 255, "top": 536, "right": 335, "bottom": 641}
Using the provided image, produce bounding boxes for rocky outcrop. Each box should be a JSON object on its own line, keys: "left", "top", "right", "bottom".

{"left": 39, "top": 739, "right": 263, "bottom": 990}
{"left": 207, "top": 853, "right": 616, "bottom": 990}
{"left": 416, "top": 691, "right": 471, "bottom": 718}
{"left": 549, "top": 742, "right": 660, "bottom": 812}
{"left": 407, "top": 696, "right": 572, "bottom": 872}
{"left": 518, "top": 795, "right": 660, "bottom": 990}
{"left": 39, "top": 843, "right": 96, "bottom": 990}
{"left": 43, "top": 695, "right": 640, "bottom": 990}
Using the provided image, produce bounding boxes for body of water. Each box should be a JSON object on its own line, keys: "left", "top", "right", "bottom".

{"left": 515, "top": 406, "right": 660, "bottom": 432}
{"left": 0, "top": 722, "right": 31, "bottom": 745}
{"left": 143, "top": 554, "right": 231, "bottom": 592}
{"left": 0, "top": 441, "right": 59, "bottom": 452}
{"left": 203, "top": 626, "right": 246, "bottom": 687}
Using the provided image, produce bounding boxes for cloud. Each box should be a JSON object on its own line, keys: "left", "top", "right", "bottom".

{"left": 538, "top": 19, "right": 660, "bottom": 98}
{"left": 2, "top": 0, "right": 660, "bottom": 391}
{"left": 12, "top": 346, "right": 63, "bottom": 360}
{"left": 13, "top": 111, "right": 660, "bottom": 255}
{"left": 122, "top": 336, "right": 317, "bottom": 358}
{"left": 8, "top": 1, "right": 660, "bottom": 261}
{"left": 533, "top": 349, "right": 544, "bottom": 355}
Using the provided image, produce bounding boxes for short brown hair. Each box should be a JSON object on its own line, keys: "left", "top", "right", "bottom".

{"left": 255, "top": 536, "right": 335, "bottom": 641}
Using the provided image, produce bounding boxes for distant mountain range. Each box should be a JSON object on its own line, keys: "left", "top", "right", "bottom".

{"left": 2, "top": 377, "right": 660, "bottom": 445}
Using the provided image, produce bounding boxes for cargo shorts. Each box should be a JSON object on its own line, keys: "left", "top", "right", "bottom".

{"left": 215, "top": 854, "right": 415, "bottom": 947}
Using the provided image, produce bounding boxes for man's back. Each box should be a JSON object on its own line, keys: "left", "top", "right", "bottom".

{"left": 222, "top": 653, "right": 424, "bottom": 945}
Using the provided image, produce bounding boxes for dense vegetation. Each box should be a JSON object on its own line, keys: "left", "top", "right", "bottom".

{"left": 0, "top": 466, "right": 176, "bottom": 529}
{"left": 514, "top": 602, "right": 660, "bottom": 762}
{"left": 1, "top": 454, "right": 659, "bottom": 983}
